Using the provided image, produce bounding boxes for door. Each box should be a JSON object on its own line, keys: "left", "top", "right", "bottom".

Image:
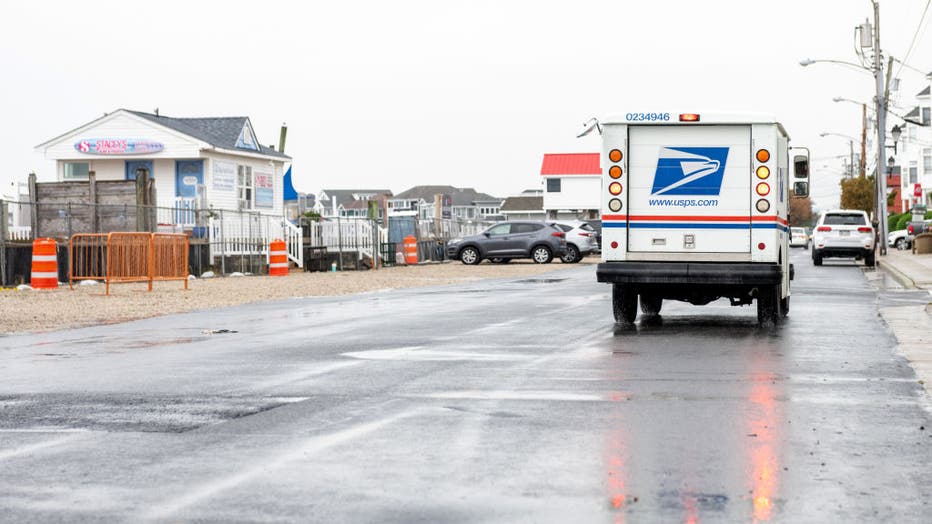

{"left": 626, "top": 125, "right": 751, "bottom": 253}
{"left": 125, "top": 160, "right": 153, "bottom": 181}
{"left": 482, "top": 223, "right": 512, "bottom": 256}
{"left": 175, "top": 160, "right": 204, "bottom": 226}
{"left": 507, "top": 222, "right": 542, "bottom": 255}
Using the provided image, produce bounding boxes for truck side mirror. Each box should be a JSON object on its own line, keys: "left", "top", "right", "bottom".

{"left": 790, "top": 147, "right": 810, "bottom": 198}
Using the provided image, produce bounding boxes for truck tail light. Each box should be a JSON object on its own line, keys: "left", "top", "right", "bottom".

{"left": 857, "top": 227, "right": 872, "bottom": 233}
{"left": 817, "top": 226, "right": 831, "bottom": 232}
{"left": 755, "top": 199, "right": 770, "bottom": 213}
{"left": 609, "top": 149, "right": 623, "bottom": 162}
{"left": 756, "top": 149, "right": 770, "bottom": 162}
{"left": 609, "top": 166, "right": 622, "bottom": 178}
{"left": 679, "top": 113, "right": 700, "bottom": 122}
{"left": 608, "top": 198, "right": 623, "bottom": 212}
{"left": 608, "top": 182, "right": 623, "bottom": 195}
{"left": 755, "top": 183, "right": 770, "bottom": 196}
{"left": 756, "top": 166, "right": 771, "bottom": 179}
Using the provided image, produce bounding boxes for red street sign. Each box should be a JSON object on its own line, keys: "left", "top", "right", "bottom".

{"left": 915, "top": 183, "right": 923, "bottom": 198}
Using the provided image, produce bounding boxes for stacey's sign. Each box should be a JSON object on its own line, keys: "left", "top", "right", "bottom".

{"left": 74, "top": 138, "right": 164, "bottom": 155}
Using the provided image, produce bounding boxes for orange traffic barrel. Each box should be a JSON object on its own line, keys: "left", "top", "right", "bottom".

{"left": 269, "top": 238, "right": 288, "bottom": 276}
{"left": 31, "top": 238, "right": 59, "bottom": 289}
{"left": 403, "top": 235, "right": 418, "bottom": 265}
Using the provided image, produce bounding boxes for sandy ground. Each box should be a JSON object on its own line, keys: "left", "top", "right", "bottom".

{"left": 0, "top": 259, "right": 595, "bottom": 335}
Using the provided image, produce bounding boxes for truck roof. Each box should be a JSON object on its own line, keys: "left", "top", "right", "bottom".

{"left": 602, "top": 111, "right": 788, "bottom": 137}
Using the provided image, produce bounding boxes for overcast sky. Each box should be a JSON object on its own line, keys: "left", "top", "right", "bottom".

{"left": 2, "top": 0, "right": 930, "bottom": 209}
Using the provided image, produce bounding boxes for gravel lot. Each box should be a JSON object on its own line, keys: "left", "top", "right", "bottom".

{"left": 0, "top": 259, "right": 595, "bottom": 335}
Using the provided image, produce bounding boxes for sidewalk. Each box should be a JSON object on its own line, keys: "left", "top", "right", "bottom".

{"left": 878, "top": 248, "right": 932, "bottom": 290}
{"left": 876, "top": 248, "right": 932, "bottom": 397}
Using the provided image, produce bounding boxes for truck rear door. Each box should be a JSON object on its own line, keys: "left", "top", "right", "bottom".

{"left": 627, "top": 125, "right": 751, "bottom": 254}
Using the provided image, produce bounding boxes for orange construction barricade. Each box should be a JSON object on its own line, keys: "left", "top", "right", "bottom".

{"left": 269, "top": 238, "right": 288, "bottom": 276}
{"left": 403, "top": 235, "right": 418, "bottom": 265}
{"left": 31, "top": 238, "right": 59, "bottom": 289}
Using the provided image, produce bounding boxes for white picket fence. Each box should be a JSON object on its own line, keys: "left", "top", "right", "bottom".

{"left": 208, "top": 213, "right": 303, "bottom": 267}
{"left": 307, "top": 219, "right": 387, "bottom": 261}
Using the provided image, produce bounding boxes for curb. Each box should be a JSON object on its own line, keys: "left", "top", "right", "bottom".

{"left": 877, "top": 259, "right": 917, "bottom": 289}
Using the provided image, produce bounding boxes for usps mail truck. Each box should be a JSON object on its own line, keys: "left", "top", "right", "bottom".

{"left": 581, "top": 112, "right": 810, "bottom": 326}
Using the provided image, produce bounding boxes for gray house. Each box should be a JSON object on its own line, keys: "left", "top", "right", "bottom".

{"left": 389, "top": 185, "right": 501, "bottom": 220}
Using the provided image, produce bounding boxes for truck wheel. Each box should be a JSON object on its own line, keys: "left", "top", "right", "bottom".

{"left": 865, "top": 251, "right": 876, "bottom": 267}
{"left": 460, "top": 246, "right": 480, "bottom": 265}
{"left": 639, "top": 294, "right": 662, "bottom": 315}
{"left": 612, "top": 284, "right": 637, "bottom": 325}
{"left": 780, "top": 295, "right": 789, "bottom": 317}
{"left": 757, "top": 285, "right": 781, "bottom": 326}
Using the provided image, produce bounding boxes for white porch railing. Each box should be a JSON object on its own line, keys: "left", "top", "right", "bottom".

{"left": 7, "top": 226, "right": 32, "bottom": 241}
{"left": 208, "top": 212, "right": 303, "bottom": 268}
{"left": 308, "top": 219, "right": 386, "bottom": 260}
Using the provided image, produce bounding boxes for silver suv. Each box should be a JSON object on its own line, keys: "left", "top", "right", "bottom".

{"left": 446, "top": 221, "right": 567, "bottom": 264}
{"left": 812, "top": 209, "right": 876, "bottom": 267}
{"left": 552, "top": 220, "right": 600, "bottom": 263}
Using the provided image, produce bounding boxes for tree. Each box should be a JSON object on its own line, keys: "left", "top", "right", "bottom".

{"left": 840, "top": 176, "right": 874, "bottom": 214}
{"left": 789, "top": 197, "right": 814, "bottom": 227}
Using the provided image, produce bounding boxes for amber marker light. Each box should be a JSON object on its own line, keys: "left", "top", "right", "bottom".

{"left": 608, "top": 182, "right": 623, "bottom": 195}
{"left": 756, "top": 149, "right": 770, "bottom": 162}
{"left": 609, "top": 165, "right": 622, "bottom": 179}
{"left": 679, "top": 113, "right": 700, "bottom": 122}
{"left": 756, "top": 166, "right": 771, "bottom": 179}
{"left": 756, "top": 183, "right": 770, "bottom": 196}
{"left": 609, "top": 149, "right": 623, "bottom": 162}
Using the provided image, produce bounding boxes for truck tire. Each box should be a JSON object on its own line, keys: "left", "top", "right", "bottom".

{"left": 780, "top": 294, "right": 789, "bottom": 317}
{"left": 612, "top": 284, "right": 637, "bottom": 325}
{"left": 757, "top": 285, "right": 781, "bottom": 326}
{"left": 639, "top": 294, "right": 662, "bottom": 315}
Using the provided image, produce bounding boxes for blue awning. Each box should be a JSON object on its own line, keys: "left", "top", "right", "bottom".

{"left": 283, "top": 166, "right": 298, "bottom": 201}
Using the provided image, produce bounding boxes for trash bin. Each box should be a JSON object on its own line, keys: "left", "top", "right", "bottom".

{"left": 913, "top": 232, "right": 932, "bottom": 254}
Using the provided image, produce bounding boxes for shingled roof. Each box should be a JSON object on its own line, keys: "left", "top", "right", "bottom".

{"left": 127, "top": 110, "right": 290, "bottom": 159}
{"left": 393, "top": 185, "right": 500, "bottom": 206}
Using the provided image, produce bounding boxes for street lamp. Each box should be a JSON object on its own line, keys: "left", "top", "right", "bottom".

{"left": 799, "top": 1, "right": 891, "bottom": 254}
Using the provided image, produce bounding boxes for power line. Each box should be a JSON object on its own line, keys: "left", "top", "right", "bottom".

{"left": 895, "top": 0, "right": 932, "bottom": 79}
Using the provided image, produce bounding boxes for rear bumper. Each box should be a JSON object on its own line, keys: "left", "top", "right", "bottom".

{"left": 814, "top": 247, "right": 873, "bottom": 258}
{"left": 597, "top": 261, "right": 783, "bottom": 286}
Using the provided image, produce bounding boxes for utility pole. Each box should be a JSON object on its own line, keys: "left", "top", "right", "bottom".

{"left": 871, "top": 0, "right": 889, "bottom": 255}
{"left": 860, "top": 104, "right": 867, "bottom": 178}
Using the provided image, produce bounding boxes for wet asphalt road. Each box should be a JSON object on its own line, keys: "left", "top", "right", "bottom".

{"left": 1, "top": 249, "right": 931, "bottom": 523}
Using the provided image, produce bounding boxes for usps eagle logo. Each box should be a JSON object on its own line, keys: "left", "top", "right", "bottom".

{"left": 650, "top": 147, "right": 730, "bottom": 196}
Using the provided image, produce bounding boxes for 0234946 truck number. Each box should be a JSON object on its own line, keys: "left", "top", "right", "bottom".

{"left": 625, "top": 112, "right": 671, "bottom": 122}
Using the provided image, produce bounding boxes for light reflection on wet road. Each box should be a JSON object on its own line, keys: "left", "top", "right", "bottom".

{"left": 0, "top": 249, "right": 930, "bottom": 522}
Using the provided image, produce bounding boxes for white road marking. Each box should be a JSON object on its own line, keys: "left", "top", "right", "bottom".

{"left": 0, "top": 435, "right": 81, "bottom": 461}
{"left": 143, "top": 409, "right": 420, "bottom": 520}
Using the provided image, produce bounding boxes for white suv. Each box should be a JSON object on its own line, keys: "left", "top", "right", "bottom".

{"left": 812, "top": 210, "right": 876, "bottom": 267}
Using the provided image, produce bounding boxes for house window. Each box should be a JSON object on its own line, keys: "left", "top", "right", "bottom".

{"left": 909, "top": 161, "right": 918, "bottom": 184}
{"left": 547, "top": 178, "right": 561, "bottom": 192}
{"left": 236, "top": 165, "right": 253, "bottom": 209}
{"left": 923, "top": 107, "right": 931, "bottom": 126}
{"left": 63, "top": 162, "right": 89, "bottom": 180}
{"left": 923, "top": 148, "right": 931, "bottom": 173}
